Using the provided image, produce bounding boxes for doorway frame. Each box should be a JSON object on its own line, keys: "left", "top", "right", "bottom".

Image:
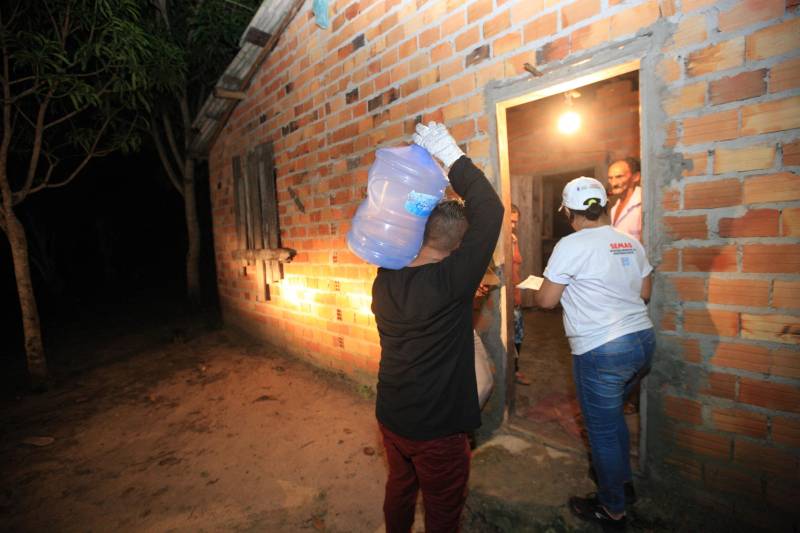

{"left": 487, "top": 37, "right": 660, "bottom": 470}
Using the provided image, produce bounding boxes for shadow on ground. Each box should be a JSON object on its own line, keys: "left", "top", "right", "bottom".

{"left": 1, "top": 301, "right": 743, "bottom": 532}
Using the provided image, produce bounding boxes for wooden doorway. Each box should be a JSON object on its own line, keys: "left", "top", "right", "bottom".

{"left": 511, "top": 168, "right": 595, "bottom": 308}
{"left": 496, "top": 64, "right": 645, "bottom": 459}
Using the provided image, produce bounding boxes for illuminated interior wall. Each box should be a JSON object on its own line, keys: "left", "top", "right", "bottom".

{"left": 507, "top": 73, "right": 640, "bottom": 180}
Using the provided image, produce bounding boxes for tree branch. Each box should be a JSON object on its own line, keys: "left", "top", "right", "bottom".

{"left": 47, "top": 76, "right": 114, "bottom": 103}
{"left": 13, "top": 105, "right": 36, "bottom": 129}
{"left": 222, "top": 0, "right": 257, "bottom": 11}
{"left": 29, "top": 114, "right": 114, "bottom": 194}
{"left": 1, "top": 1, "right": 24, "bottom": 29}
{"left": 1, "top": 25, "right": 16, "bottom": 209}
{"left": 8, "top": 75, "right": 39, "bottom": 86}
{"left": 60, "top": 3, "right": 71, "bottom": 47}
{"left": 179, "top": 91, "right": 192, "bottom": 151}
{"left": 151, "top": 122, "right": 184, "bottom": 196}
{"left": 5, "top": 81, "right": 45, "bottom": 103}
{"left": 19, "top": 88, "right": 54, "bottom": 201}
{"left": 51, "top": 67, "right": 108, "bottom": 81}
{"left": 86, "top": 0, "right": 98, "bottom": 46}
{"left": 42, "top": 0, "right": 60, "bottom": 40}
{"left": 155, "top": 0, "right": 171, "bottom": 30}
{"left": 43, "top": 104, "right": 87, "bottom": 130}
{"left": 161, "top": 111, "right": 184, "bottom": 178}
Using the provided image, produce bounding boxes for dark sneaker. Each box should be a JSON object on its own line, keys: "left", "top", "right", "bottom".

{"left": 587, "top": 467, "right": 638, "bottom": 505}
{"left": 569, "top": 494, "right": 626, "bottom": 532}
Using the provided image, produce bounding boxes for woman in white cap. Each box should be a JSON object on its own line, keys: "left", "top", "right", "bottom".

{"left": 534, "top": 176, "right": 654, "bottom": 531}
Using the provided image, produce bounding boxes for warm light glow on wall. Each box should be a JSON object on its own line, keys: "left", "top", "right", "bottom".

{"left": 279, "top": 278, "right": 302, "bottom": 306}
{"left": 279, "top": 275, "right": 374, "bottom": 322}
{"left": 557, "top": 111, "right": 581, "bottom": 134}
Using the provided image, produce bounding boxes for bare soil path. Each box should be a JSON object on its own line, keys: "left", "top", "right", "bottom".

{"left": 1, "top": 324, "right": 386, "bottom": 532}
{"left": 0, "top": 303, "right": 730, "bottom": 533}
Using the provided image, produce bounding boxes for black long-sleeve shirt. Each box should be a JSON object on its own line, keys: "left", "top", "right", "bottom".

{"left": 372, "top": 156, "right": 504, "bottom": 440}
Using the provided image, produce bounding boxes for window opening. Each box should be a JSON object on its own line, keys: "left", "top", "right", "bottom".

{"left": 232, "top": 142, "right": 295, "bottom": 301}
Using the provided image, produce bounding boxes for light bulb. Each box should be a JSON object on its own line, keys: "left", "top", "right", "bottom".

{"left": 557, "top": 111, "right": 581, "bottom": 134}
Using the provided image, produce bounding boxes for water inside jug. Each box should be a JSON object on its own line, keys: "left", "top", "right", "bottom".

{"left": 347, "top": 144, "right": 449, "bottom": 269}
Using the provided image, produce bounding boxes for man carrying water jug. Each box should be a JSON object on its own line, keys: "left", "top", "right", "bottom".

{"left": 372, "top": 122, "right": 504, "bottom": 532}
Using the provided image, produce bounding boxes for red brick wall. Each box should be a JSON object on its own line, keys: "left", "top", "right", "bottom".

{"left": 207, "top": 0, "right": 800, "bottom": 525}
{"left": 652, "top": 3, "right": 799, "bottom": 526}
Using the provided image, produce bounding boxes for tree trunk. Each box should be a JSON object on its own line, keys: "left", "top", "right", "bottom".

{"left": 183, "top": 157, "right": 201, "bottom": 305}
{"left": 4, "top": 207, "right": 48, "bottom": 389}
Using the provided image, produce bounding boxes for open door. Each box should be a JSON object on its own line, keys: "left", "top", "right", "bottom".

{"left": 498, "top": 67, "right": 646, "bottom": 468}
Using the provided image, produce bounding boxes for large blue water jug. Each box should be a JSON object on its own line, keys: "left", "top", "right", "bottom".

{"left": 347, "top": 144, "right": 449, "bottom": 269}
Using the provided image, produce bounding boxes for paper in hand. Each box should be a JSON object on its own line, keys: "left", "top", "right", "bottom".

{"left": 516, "top": 275, "right": 544, "bottom": 290}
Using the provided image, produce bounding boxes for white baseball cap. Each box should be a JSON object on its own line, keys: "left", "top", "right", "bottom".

{"left": 560, "top": 176, "right": 608, "bottom": 211}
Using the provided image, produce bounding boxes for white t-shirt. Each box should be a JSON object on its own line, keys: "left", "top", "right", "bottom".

{"left": 610, "top": 185, "right": 642, "bottom": 242}
{"left": 543, "top": 225, "right": 653, "bottom": 355}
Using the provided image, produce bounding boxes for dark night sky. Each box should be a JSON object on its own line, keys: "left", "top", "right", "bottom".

{"left": 1, "top": 149, "right": 217, "bottom": 386}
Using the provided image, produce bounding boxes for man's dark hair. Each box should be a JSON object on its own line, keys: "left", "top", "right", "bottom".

{"left": 423, "top": 200, "right": 468, "bottom": 252}
{"left": 614, "top": 156, "right": 640, "bottom": 175}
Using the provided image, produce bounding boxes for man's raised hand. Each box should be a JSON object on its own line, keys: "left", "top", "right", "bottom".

{"left": 412, "top": 122, "right": 465, "bottom": 168}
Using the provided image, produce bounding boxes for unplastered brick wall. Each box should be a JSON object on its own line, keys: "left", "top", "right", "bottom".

{"left": 207, "top": 0, "right": 799, "bottom": 524}
{"left": 647, "top": 2, "right": 799, "bottom": 528}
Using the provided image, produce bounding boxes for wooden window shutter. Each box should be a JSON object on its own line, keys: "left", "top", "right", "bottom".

{"left": 257, "top": 142, "right": 280, "bottom": 249}
{"left": 245, "top": 150, "right": 264, "bottom": 250}
{"left": 232, "top": 156, "right": 247, "bottom": 251}
{"left": 230, "top": 144, "right": 294, "bottom": 297}
{"left": 256, "top": 142, "right": 283, "bottom": 284}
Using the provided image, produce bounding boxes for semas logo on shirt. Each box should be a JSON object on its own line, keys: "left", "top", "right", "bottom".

{"left": 609, "top": 241, "right": 635, "bottom": 266}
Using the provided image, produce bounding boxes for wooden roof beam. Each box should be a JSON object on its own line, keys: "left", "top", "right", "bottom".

{"left": 243, "top": 27, "right": 271, "bottom": 47}
{"left": 213, "top": 88, "right": 247, "bottom": 100}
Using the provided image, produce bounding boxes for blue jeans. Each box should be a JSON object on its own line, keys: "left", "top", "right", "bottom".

{"left": 572, "top": 328, "right": 655, "bottom": 514}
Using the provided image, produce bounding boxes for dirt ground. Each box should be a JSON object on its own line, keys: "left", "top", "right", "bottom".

{"left": 512, "top": 309, "right": 640, "bottom": 460}
{"left": 0, "top": 303, "right": 731, "bottom": 533}
{"left": 1, "top": 317, "right": 388, "bottom": 532}
{"left": 513, "top": 308, "right": 584, "bottom": 450}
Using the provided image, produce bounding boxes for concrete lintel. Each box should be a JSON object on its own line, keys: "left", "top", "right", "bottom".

{"left": 485, "top": 35, "right": 652, "bottom": 108}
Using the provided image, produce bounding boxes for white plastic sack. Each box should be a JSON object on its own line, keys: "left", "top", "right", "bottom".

{"left": 474, "top": 330, "right": 494, "bottom": 408}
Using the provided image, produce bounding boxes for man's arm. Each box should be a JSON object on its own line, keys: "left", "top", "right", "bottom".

{"left": 413, "top": 123, "right": 504, "bottom": 298}
{"left": 441, "top": 156, "right": 504, "bottom": 297}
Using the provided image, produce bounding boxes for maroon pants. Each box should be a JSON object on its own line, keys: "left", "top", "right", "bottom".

{"left": 379, "top": 423, "right": 471, "bottom": 533}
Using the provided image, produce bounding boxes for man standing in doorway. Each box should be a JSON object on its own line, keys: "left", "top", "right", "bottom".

{"left": 607, "top": 157, "right": 642, "bottom": 242}
{"left": 607, "top": 157, "right": 644, "bottom": 420}
{"left": 372, "top": 122, "right": 504, "bottom": 532}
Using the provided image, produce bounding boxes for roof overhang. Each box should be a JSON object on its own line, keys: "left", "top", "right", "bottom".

{"left": 190, "top": 0, "right": 305, "bottom": 157}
